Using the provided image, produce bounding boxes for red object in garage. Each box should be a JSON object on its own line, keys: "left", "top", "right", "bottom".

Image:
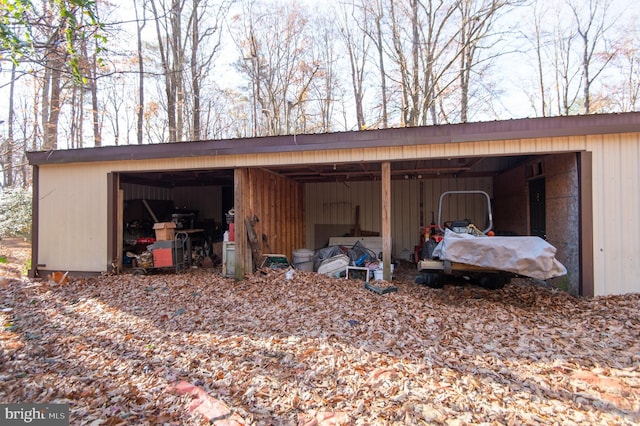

{"left": 153, "top": 248, "right": 174, "bottom": 267}
{"left": 229, "top": 223, "right": 235, "bottom": 241}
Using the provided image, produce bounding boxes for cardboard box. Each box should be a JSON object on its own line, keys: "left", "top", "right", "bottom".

{"left": 153, "top": 222, "right": 176, "bottom": 241}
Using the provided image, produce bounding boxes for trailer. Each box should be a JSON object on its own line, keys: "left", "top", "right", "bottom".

{"left": 416, "top": 191, "right": 566, "bottom": 289}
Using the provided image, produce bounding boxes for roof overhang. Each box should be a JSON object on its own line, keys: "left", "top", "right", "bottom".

{"left": 26, "top": 112, "right": 640, "bottom": 166}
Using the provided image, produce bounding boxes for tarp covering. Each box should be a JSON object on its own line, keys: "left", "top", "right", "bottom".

{"left": 432, "top": 229, "right": 567, "bottom": 280}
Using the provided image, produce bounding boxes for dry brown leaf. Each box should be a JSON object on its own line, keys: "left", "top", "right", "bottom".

{"left": 0, "top": 258, "right": 639, "bottom": 425}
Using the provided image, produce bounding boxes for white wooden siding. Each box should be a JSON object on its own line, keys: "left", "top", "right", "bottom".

{"left": 587, "top": 134, "right": 640, "bottom": 295}
{"left": 37, "top": 163, "right": 109, "bottom": 271}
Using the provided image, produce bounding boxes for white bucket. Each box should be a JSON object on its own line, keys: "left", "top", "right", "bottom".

{"left": 373, "top": 269, "right": 384, "bottom": 281}
{"left": 293, "top": 248, "right": 315, "bottom": 272}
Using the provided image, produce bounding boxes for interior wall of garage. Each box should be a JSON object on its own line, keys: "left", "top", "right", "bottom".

{"left": 493, "top": 166, "right": 528, "bottom": 236}
{"left": 121, "top": 183, "right": 223, "bottom": 222}
{"left": 545, "top": 153, "right": 580, "bottom": 295}
{"left": 173, "top": 186, "right": 223, "bottom": 225}
{"left": 494, "top": 154, "right": 580, "bottom": 295}
{"left": 121, "top": 183, "right": 172, "bottom": 201}
{"left": 305, "top": 177, "right": 493, "bottom": 259}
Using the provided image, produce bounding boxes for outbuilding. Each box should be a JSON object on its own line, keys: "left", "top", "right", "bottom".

{"left": 26, "top": 112, "right": 640, "bottom": 297}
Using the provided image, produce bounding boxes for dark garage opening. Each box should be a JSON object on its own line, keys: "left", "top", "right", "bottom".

{"left": 118, "top": 168, "right": 235, "bottom": 270}
{"left": 112, "top": 152, "right": 583, "bottom": 295}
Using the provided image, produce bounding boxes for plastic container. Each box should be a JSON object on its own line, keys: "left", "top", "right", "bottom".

{"left": 293, "top": 248, "right": 315, "bottom": 272}
{"left": 373, "top": 269, "right": 384, "bottom": 281}
{"left": 223, "top": 242, "right": 235, "bottom": 277}
{"left": 317, "top": 254, "right": 349, "bottom": 277}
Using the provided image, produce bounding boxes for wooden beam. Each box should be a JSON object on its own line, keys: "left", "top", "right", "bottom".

{"left": 382, "top": 162, "right": 392, "bottom": 281}
{"left": 29, "top": 166, "right": 39, "bottom": 278}
{"left": 579, "top": 151, "right": 594, "bottom": 297}
{"left": 234, "top": 168, "right": 248, "bottom": 280}
{"left": 107, "top": 173, "right": 118, "bottom": 273}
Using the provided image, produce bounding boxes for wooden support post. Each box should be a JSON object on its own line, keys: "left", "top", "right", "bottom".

{"left": 234, "top": 168, "right": 248, "bottom": 280}
{"left": 579, "top": 151, "right": 594, "bottom": 297}
{"left": 382, "top": 162, "right": 392, "bottom": 281}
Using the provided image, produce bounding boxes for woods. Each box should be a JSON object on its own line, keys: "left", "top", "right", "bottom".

{"left": 0, "top": 0, "right": 638, "bottom": 188}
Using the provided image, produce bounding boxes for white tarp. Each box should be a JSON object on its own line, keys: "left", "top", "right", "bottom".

{"left": 432, "top": 229, "right": 567, "bottom": 280}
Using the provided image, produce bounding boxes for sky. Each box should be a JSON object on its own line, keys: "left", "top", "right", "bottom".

{"left": 1, "top": 0, "right": 638, "bottom": 152}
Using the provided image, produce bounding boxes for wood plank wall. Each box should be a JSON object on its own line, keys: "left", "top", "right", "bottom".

{"left": 245, "top": 168, "right": 305, "bottom": 260}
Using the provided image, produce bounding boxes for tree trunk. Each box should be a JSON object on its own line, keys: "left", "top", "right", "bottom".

{"left": 345, "top": 30, "right": 365, "bottom": 130}
{"left": 151, "top": 0, "right": 177, "bottom": 142}
{"left": 41, "top": 55, "right": 63, "bottom": 151}
{"left": 171, "top": 0, "right": 184, "bottom": 142}
{"left": 191, "top": 1, "right": 201, "bottom": 140}
{"left": 3, "top": 63, "right": 17, "bottom": 187}
{"left": 460, "top": 13, "right": 469, "bottom": 123}
{"left": 409, "top": 0, "right": 420, "bottom": 126}
{"left": 535, "top": 19, "right": 547, "bottom": 116}
{"left": 135, "top": 0, "right": 145, "bottom": 145}
{"left": 91, "top": 44, "right": 102, "bottom": 147}
{"left": 375, "top": 8, "right": 388, "bottom": 128}
{"left": 388, "top": 0, "right": 410, "bottom": 126}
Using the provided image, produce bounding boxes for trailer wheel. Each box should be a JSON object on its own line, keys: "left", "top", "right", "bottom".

{"left": 132, "top": 268, "right": 147, "bottom": 276}
{"left": 421, "top": 272, "right": 444, "bottom": 289}
{"left": 478, "top": 275, "right": 507, "bottom": 290}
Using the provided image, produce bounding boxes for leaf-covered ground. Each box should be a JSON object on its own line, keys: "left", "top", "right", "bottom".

{"left": 0, "top": 238, "right": 30, "bottom": 280}
{"left": 1, "top": 263, "right": 639, "bottom": 425}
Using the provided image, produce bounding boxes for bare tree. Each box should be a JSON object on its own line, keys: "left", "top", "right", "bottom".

{"left": 185, "top": 0, "right": 228, "bottom": 140}
{"left": 370, "top": 0, "right": 389, "bottom": 128}
{"left": 231, "top": 0, "right": 326, "bottom": 136}
{"left": 148, "top": 0, "right": 228, "bottom": 142}
{"left": 568, "top": 0, "right": 618, "bottom": 114}
{"left": 337, "top": 1, "right": 369, "bottom": 130}
{"left": 551, "top": 8, "right": 582, "bottom": 115}
{"left": 521, "top": 1, "right": 551, "bottom": 116}
{"left": 457, "top": 0, "right": 516, "bottom": 123}
{"left": 307, "top": 13, "right": 341, "bottom": 133}
{"left": 133, "top": 0, "right": 147, "bottom": 144}
{"left": 149, "top": 0, "right": 183, "bottom": 142}
{"left": 604, "top": 30, "right": 640, "bottom": 111}
{"left": 386, "top": 0, "right": 462, "bottom": 126}
{"left": 87, "top": 27, "right": 102, "bottom": 146}
{"left": 1, "top": 63, "right": 17, "bottom": 187}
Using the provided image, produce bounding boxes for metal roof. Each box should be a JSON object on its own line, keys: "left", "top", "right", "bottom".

{"left": 27, "top": 112, "right": 640, "bottom": 186}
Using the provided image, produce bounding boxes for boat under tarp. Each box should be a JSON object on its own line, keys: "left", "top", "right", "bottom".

{"left": 431, "top": 229, "right": 567, "bottom": 280}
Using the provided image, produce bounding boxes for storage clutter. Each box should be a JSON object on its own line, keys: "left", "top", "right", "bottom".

{"left": 153, "top": 222, "right": 176, "bottom": 241}
{"left": 310, "top": 240, "right": 392, "bottom": 280}
{"left": 127, "top": 233, "right": 190, "bottom": 274}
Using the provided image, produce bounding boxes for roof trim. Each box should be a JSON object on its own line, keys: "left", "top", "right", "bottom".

{"left": 26, "top": 112, "right": 640, "bottom": 166}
